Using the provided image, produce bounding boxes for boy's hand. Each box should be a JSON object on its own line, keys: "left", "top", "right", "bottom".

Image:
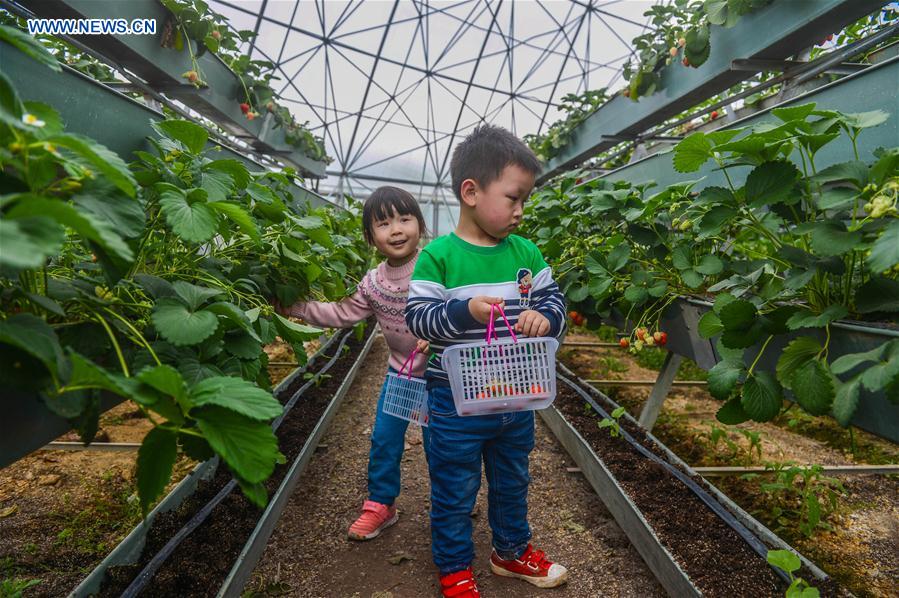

{"left": 469, "top": 296, "right": 505, "bottom": 324}
{"left": 416, "top": 339, "right": 430, "bottom": 354}
{"left": 515, "top": 310, "right": 550, "bottom": 337}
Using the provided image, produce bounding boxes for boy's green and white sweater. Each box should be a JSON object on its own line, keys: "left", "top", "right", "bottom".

{"left": 405, "top": 233, "right": 566, "bottom": 388}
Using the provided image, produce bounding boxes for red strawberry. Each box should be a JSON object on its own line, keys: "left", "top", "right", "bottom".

{"left": 239, "top": 102, "right": 250, "bottom": 114}
{"left": 710, "top": 110, "right": 719, "bottom": 120}
{"left": 682, "top": 57, "right": 690, "bottom": 67}
{"left": 659, "top": 332, "right": 668, "bottom": 346}
{"left": 636, "top": 328, "right": 646, "bottom": 341}
{"left": 619, "top": 338, "right": 629, "bottom": 348}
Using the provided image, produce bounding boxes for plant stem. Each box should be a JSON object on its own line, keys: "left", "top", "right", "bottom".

{"left": 747, "top": 335, "right": 774, "bottom": 376}
{"left": 94, "top": 314, "right": 129, "bottom": 377}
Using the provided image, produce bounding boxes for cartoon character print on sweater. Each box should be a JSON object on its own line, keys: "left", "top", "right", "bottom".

{"left": 517, "top": 268, "right": 533, "bottom": 309}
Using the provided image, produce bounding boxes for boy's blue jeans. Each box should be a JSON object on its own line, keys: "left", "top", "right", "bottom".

{"left": 426, "top": 384, "right": 535, "bottom": 575}
{"left": 368, "top": 368, "right": 430, "bottom": 505}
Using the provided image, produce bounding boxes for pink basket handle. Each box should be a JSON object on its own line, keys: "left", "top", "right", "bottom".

{"left": 485, "top": 304, "right": 496, "bottom": 344}
{"left": 482, "top": 303, "right": 518, "bottom": 366}
{"left": 496, "top": 304, "right": 518, "bottom": 343}
{"left": 492, "top": 303, "right": 519, "bottom": 343}
{"left": 484, "top": 303, "right": 518, "bottom": 344}
{"left": 398, "top": 347, "right": 419, "bottom": 379}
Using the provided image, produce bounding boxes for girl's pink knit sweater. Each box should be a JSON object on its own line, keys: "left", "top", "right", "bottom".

{"left": 289, "top": 250, "right": 426, "bottom": 377}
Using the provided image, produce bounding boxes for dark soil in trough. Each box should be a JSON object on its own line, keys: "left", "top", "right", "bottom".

{"left": 98, "top": 326, "right": 372, "bottom": 597}
{"left": 553, "top": 379, "right": 831, "bottom": 598}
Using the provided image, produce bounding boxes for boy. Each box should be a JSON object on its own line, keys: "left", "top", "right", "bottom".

{"left": 405, "top": 125, "right": 568, "bottom": 597}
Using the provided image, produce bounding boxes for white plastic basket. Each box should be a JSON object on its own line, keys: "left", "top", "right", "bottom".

{"left": 442, "top": 304, "right": 558, "bottom": 416}
{"left": 382, "top": 372, "right": 429, "bottom": 426}
{"left": 381, "top": 350, "right": 429, "bottom": 426}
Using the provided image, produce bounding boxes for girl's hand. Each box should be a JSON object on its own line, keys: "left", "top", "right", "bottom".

{"left": 515, "top": 310, "right": 550, "bottom": 337}
{"left": 271, "top": 299, "right": 291, "bottom": 317}
{"left": 469, "top": 296, "right": 505, "bottom": 324}
{"left": 416, "top": 339, "right": 430, "bottom": 354}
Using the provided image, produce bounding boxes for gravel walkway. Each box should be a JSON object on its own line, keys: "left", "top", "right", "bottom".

{"left": 248, "top": 336, "right": 661, "bottom": 597}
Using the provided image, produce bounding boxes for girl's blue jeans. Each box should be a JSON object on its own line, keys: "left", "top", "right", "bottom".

{"left": 368, "top": 368, "right": 430, "bottom": 505}
{"left": 426, "top": 384, "right": 534, "bottom": 574}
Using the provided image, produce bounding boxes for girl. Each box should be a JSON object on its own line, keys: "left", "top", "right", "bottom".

{"left": 276, "top": 186, "right": 429, "bottom": 541}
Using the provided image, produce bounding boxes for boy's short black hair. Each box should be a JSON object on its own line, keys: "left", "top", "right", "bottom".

{"left": 450, "top": 124, "right": 542, "bottom": 202}
{"left": 361, "top": 186, "right": 428, "bottom": 244}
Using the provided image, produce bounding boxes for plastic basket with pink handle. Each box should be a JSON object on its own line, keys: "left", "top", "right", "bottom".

{"left": 442, "top": 304, "right": 557, "bottom": 416}
{"left": 382, "top": 348, "right": 429, "bottom": 426}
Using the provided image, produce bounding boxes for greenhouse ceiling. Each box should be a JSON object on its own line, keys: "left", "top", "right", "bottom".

{"left": 209, "top": 0, "right": 659, "bottom": 208}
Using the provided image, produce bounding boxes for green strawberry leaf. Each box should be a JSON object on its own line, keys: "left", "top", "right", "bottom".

{"left": 152, "top": 119, "right": 208, "bottom": 155}
{"left": 159, "top": 187, "right": 217, "bottom": 243}
{"left": 831, "top": 377, "right": 861, "bottom": 427}
{"left": 194, "top": 406, "right": 283, "bottom": 484}
{"left": 173, "top": 281, "right": 222, "bottom": 311}
{"left": 188, "top": 376, "right": 282, "bottom": 421}
{"left": 790, "top": 359, "right": 835, "bottom": 415}
{"left": 708, "top": 360, "right": 745, "bottom": 400}
{"left": 0, "top": 217, "right": 65, "bottom": 269}
{"left": 716, "top": 398, "right": 750, "bottom": 425}
{"left": 47, "top": 133, "right": 136, "bottom": 197}
{"left": 152, "top": 298, "right": 219, "bottom": 346}
{"left": 7, "top": 198, "right": 133, "bottom": 263}
{"left": 776, "top": 336, "right": 821, "bottom": 390}
{"left": 786, "top": 305, "right": 848, "bottom": 330}
{"left": 741, "top": 372, "right": 783, "bottom": 422}
{"left": 673, "top": 132, "right": 713, "bottom": 173}
{"left": 137, "top": 427, "right": 177, "bottom": 516}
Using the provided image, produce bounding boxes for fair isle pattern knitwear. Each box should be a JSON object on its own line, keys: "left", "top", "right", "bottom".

{"left": 289, "top": 249, "right": 427, "bottom": 377}
{"left": 405, "top": 233, "right": 566, "bottom": 387}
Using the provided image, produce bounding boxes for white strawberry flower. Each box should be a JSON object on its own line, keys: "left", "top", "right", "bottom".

{"left": 22, "top": 113, "right": 46, "bottom": 127}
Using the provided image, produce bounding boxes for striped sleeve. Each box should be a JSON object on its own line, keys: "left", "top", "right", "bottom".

{"left": 529, "top": 245, "right": 567, "bottom": 339}
{"left": 405, "top": 249, "right": 478, "bottom": 341}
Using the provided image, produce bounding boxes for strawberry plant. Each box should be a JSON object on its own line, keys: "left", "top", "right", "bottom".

{"left": 598, "top": 406, "right": 627, "bottom": 438}
{"left": 0, "top": 36, "right": 369, "bottom": 513}
{"left": 745, "top": 463, "right": 846, "bottom": 538}
{"left": 524, "top": 88, "right": 608, "bottom": 163}
{"left": 157, "top": 0, "right": 330, "bottom": 163}
{"left": 622, "top": 0, "right": 772, "bottom": 101}
{"left": 523, "top": 102, "right": 899, "bottom": 430}
{"left": 766, "top": 550, "right": 820, "bottom": 598}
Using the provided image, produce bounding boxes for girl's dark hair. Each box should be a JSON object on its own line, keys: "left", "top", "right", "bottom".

{"left": 361, "top": 186, "right": 428, "bottom": 244}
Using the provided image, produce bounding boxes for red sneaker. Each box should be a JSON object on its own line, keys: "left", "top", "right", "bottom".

{"left": 347, "top": 500, "right": 398, "bottom": 540}
{"left": 490, "top": 544, "right": 568, "bottom": 588}
{"left": 439, "top": 566, "right": 480, "bottom": 597}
